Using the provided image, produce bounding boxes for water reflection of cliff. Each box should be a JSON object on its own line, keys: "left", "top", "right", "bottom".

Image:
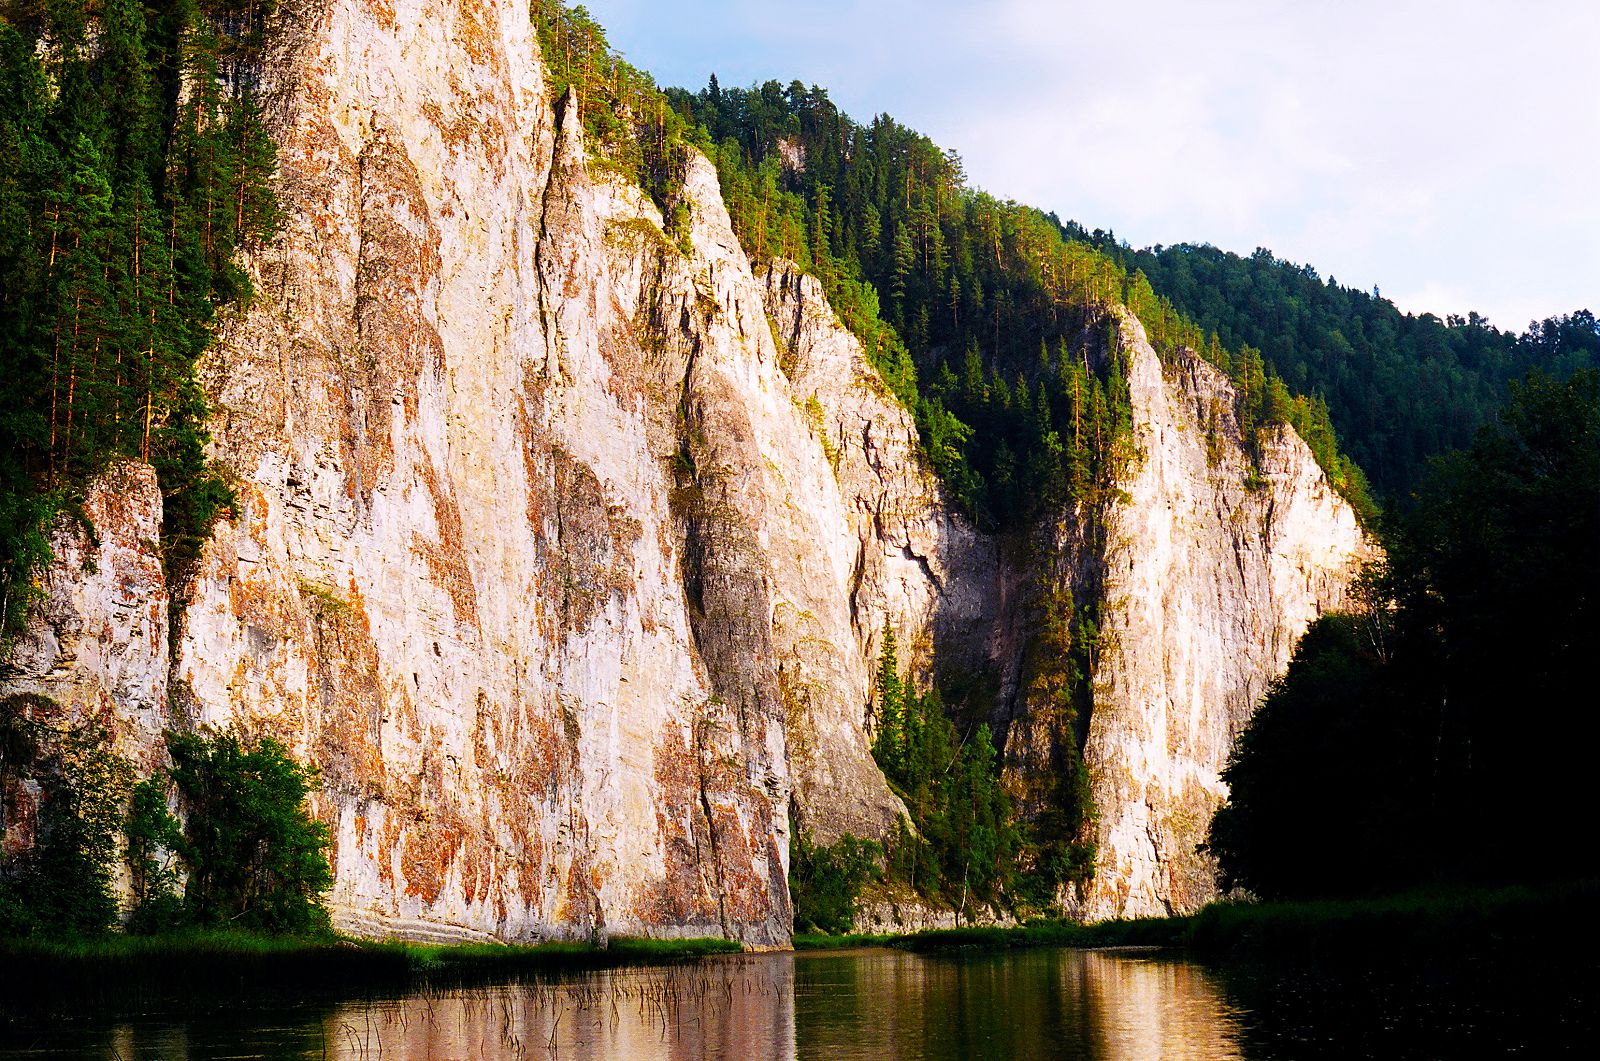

{"left": 320, "top": 959, "right": 795, "bottom": 1060}
{"left": 1081, "top": 952, "right": 1245, "bottom": 1061}
{"left": 45, "top": 950, "right": 1249, "bottom": 1059}
{"left": 306, "top": 950, "right": 1240, "bottom": 1060}
{"left": 792, "top": 949, "right": 1243, "bottom": 1060}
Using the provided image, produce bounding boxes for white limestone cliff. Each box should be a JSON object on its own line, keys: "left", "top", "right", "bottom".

{"left": 1069, "top": 313, "right": 1372, "bottom": 917}
{"left": 1, "top": 0, "right": 967, "bottom": 946}
{"left": 0, "top": 0, "right": 1371, "bottom": 937}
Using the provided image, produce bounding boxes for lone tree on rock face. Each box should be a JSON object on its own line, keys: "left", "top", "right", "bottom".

{"left": 871, "top": 621, "right": 904, "bottom": 774}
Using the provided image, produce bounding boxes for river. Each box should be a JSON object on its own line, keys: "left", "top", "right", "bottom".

{"left": 0, "top": 945, "right": 1592, "bottom": 1058}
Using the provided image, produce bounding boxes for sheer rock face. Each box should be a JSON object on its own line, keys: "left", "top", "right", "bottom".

{"left": 0, "top": 0, "right": 956, "bottom": 946}
{"left": 0, "top": 464, "right": 171, "bottom": 778}
{"left": 1067, "top": 314, "right": 1371, "bottom": 918}
{"left": 756, "top": 262, "right": 1000, "bottom": 844}
{"left": 168, "top": 0, "right": 822, "bottom": 945}
{"left": 0, "top": 1, "right": 1370, "bottom": 939}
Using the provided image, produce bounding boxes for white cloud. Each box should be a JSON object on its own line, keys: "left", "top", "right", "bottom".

{"left": 582, "top": 0, "right": 1600, "bottom": 327}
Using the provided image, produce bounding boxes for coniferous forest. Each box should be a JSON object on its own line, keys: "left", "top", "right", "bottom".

{"left": 0, "top": 0, "right": 279, "bottom": 640}
{"left": 1079, "top": 236, "right": 1600, "bottom": 498}
{"left": 529, "top": 3, "right": 1383, "bottom": 533}
{"left": 667, "top": 77, "right": 1381, "bottom": 528}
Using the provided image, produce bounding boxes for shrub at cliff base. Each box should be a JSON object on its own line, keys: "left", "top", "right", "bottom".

{"left": 3, "top": 716, "right": 333, "bottom": 939}
{"left": 789, "top": 830, "right": 881, "bottom": 935}
{"left": 129, "top": 730, "right": 333, "bottom": 936}
{"left": 0, "top": 696, "right": 129, "bottom": 938}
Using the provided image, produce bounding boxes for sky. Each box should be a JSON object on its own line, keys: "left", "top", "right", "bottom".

{"left": 578, "top": 0, "right": 1599, "bottom": 333}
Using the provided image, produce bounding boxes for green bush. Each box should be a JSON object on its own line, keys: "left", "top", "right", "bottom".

{"left": 1207, "top": 370, "right": 1600, "bottom": 899}
{"left": 129, "top": 730, "right": 334, "bottom": 936}
{"left": 790, "top": 831, "right": 881, "bottom": 935}
{"left": 0, "top": 697, "right": 129, "bottom": 938}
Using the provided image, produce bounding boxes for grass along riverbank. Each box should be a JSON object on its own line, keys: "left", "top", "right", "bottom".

{"left": 797, "top": 878, "right": 1600, "bottom": 958}
{"left": 6, "top": 879, "right": 1591, "bottom": 1015}
{"left": 794, "top": 916, "right": 1181, "bottom": 953}
{"left": 0, "top": 930, "right": 742, "bottom": 1015}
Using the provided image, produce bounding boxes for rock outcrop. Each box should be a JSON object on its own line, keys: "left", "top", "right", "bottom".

{"left": 757, "top": 261, "right": 1000, "bottom": 843}
{"left": 1067, "top": 314, "right": 1370, "bottom": 918}
{"left": 1, "top": 0, "right": 969, "bottom": 946}
{"left": 0, "top": 465, "right": 172, "bottom": 872}
{"left": 0, "top": 0, "right": 1371, "bottom": 938}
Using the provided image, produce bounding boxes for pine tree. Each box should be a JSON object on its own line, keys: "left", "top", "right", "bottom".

{"left": 871, "top": 622, "right": 904, "bottom": 778}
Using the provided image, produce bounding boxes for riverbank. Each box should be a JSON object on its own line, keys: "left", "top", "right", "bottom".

{"left": 0, "top": 930, "right": 741, "bottom": 1014}
{"left": 794, "top": 915, "right": 1181, "bottom": 953}
{"left": 1184, "top": 877, "right": 1600, "bottom": 957}
{"left": 6, "top": 879, "right": 1592, "bottom": 1016}
{"left": 798, "top": 878, "right": 1600, "bottom": 958}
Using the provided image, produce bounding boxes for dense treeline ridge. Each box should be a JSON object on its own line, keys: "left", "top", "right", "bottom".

{"left": 1078, "top": 235, "right": 1599, "bottom": 498}
{"left": 669, "top": 76, "right": 1376, "bottom": 525}
{"left": 0, "top": 0, "right": 281, "bottom": 640}
{"left": 527, "top": 3, "right": 1372, "bottom": 531}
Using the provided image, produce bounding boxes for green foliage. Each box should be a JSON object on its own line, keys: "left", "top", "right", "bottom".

{"left": 529, "top": 8, "right": 1373, "bottom": 528}
{"left": 1206, "top": 613, "right": 1414, "bottom": 899}
{"left": 869, "top": 632, "right": 1022, "bottom": 909}
{"left": 135, "top": 729, "right": 334, "bottom": 935}
{"left": 1208, "top": 369, "right": 1600, "bottom": 899}
{"left": 795, "top": 915, "right": 1186, "bottom": 954}
{"left": 531, "top": 1, "right": 698, "bottom": 232}
{"left": 0, "top": 2, "right": 281, "bottom": 638}
{"left": 869, "top": 622, "right": 906, "bottom": 772}
{"left": 0, "top": 927, "right": 747, "bottom": 1015}
{"left": 124, "top": 774, "right": 185, "bottom": 933}
{"left": 0, "top": 487, "right": 57, "bottom": 646}
{"left": 666, "top": 78, "right": 1369, "bottom": 529}
{"left": 1085, "top": 237, "right": 1599, "bottom": 500}
{"left": 0, "top": 696, "right": 130, "bottom": 938}
{"left": 789, "top": 830, "right": 881, "bottom": 935}
{"left": 1009, "top": 589, "right": 1097, "bottom": 903}
{"left": 1182, "top": 880, "right": 1600, "bottom": 962}
{"left": 1122, "top": 269, "right": 1378, "bottom": 518}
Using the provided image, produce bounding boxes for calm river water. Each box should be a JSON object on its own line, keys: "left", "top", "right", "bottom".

{"left": 1, "top": 946, "right": 1593, "bottom": 1059}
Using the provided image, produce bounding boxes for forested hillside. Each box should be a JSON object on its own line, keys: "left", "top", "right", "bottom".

{"left": 663, "top": 77, "right": 1373, "bottom": 527}
{"left": 1074, "top": 236, "right": 1599, "bottom": 497}
{"left": 0, "top": 0, "right": 280, "bottom": 638}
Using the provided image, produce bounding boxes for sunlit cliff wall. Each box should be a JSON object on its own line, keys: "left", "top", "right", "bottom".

{"left": 1, "top": 0, "right": 1370, "bottom": 934}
